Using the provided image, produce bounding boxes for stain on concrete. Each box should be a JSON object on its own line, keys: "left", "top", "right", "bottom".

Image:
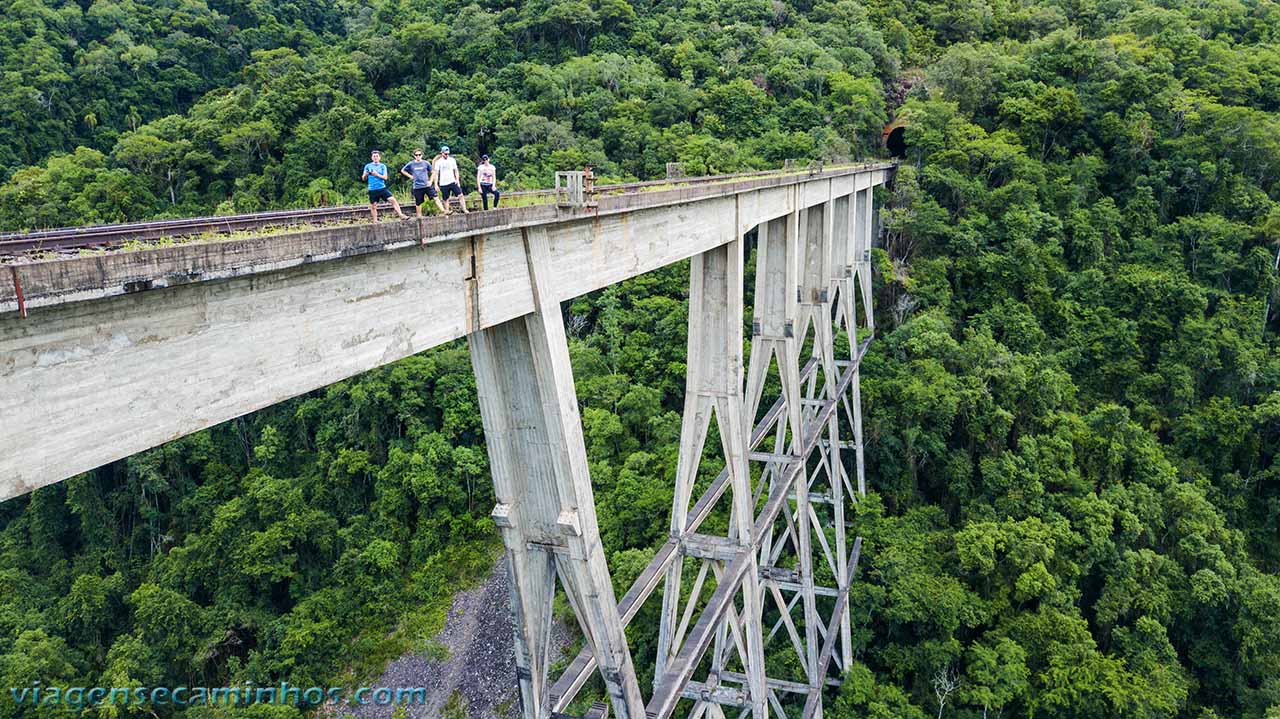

{"left": 379, "top": 323, "right": 417, "bottom": 366}
{"left": 347, "top": 280, "right": 408, "bottom": 304}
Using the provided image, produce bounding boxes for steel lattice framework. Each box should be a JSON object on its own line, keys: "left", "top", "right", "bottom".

{"left": 469, "top": 176, "right": 882, "bottom": 719}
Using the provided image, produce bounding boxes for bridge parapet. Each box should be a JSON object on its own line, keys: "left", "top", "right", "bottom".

{"left": 0, "top": 164, "right": 893, "bottom": 315}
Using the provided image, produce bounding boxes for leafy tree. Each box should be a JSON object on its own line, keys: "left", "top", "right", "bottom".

{"left": 3, "top": 0, "right": 1280, "bottom": 717}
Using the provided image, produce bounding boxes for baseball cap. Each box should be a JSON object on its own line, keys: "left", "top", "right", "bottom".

{"left": 481, "top": 154, "right": 489, "bottom": 160}
{"left": 440, "top": 145, "right": 450, "bottom": 152}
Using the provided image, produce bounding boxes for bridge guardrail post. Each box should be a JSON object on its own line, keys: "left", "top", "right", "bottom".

{"left": 555, "top": 171, "right": 596, "bottom": 208}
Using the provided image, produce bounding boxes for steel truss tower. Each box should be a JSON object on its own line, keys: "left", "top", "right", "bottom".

{"left": 469, "top": 175, "right": 881, "bottom": 719}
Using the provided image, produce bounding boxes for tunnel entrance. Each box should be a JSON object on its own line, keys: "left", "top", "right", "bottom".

{"left": 886, "top": 125, "right": 907, "bottom": 158}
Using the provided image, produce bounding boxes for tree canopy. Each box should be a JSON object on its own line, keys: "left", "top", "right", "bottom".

{"left": 2, "top": 0, "right": 1280, "bottom": 717}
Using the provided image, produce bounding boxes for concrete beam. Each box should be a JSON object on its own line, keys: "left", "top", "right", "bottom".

{"left": 800, "top": 538, "right": 862, "bottom": 719}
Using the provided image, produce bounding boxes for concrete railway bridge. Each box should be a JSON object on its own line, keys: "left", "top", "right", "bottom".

{"left": 0, "top": 163, "right": 895, "bottom": 719}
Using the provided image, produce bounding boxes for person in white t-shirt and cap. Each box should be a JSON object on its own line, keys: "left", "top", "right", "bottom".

{"left": 433, "top": 145, "right": 468, "bottom": 214}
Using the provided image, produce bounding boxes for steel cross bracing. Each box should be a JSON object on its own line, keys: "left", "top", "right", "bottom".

{"left": 468, "top": 177, "right": 881, "bottom": 719}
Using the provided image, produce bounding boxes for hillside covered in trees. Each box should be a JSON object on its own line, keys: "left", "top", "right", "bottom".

{"left": 2, "top": 0, "right": 1280, "bottom": 717}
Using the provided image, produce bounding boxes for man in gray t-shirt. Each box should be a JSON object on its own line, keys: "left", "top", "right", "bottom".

{"left": 400, "top": 149, "right": 445, "bottom": 216}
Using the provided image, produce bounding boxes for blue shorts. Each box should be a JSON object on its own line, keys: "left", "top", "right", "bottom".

{"left": 368, "top": 188, "right": 393, "bottom": 203}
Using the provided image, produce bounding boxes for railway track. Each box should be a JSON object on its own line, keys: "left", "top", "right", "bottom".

{"left": 0, "top": 167, "right": 819, "bottom": 257}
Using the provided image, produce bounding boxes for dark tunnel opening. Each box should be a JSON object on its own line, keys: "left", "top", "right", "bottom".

{"left": 886, "top": 126, "right": 907, "bottom": 158}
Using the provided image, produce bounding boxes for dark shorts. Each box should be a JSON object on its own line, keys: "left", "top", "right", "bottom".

{"left": 368, "top": 187, "right": 393, "bottom": 203}
{"left": 440, "top": 183, "right": 464, "bottom": 199}
{"left": 412, "top": 186, "right": 438, "bottom": 205}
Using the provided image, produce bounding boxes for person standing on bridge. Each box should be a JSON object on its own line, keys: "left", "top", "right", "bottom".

{"left": 400, "top": 149, "right": 445, "bottom": 217}
{"left": 433, "top": 145, "right": 468, "bottom": 214}
{"left": 476, "top": 154, "right": 500, "bottom": 210}
{"left": 362, "top": 150, "right": 408, "bottom": 221}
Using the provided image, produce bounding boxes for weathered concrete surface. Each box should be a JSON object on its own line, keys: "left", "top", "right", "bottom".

{"left": 0, "top": 165, "right": 891, "bottom": 501}
{"left": 0, "top": 166, "right": 890, "bottom": 313}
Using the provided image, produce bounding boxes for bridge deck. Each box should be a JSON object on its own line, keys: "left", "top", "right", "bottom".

{"left": 0, "top": 162, "right": 891, "bottom": 501}
{"left": 1, "top": 165, "right": 890, "bottom": 313}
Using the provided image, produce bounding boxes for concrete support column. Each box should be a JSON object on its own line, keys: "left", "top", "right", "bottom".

{"left": 745, "top": 213, "right": 802, "bottom": 446}
{"left": 792, "top": 201, "right": 833, "bottom": 685}
{"left": 469, "top": 227, "right": 646, "bottom": 719}
{"left": 746, "top": 211, "right": 803, "bottom": 616}
{"left": 854, "top": 185, "right": 875, "bottom": 334}
{"left": 850, "top": 184, "right": 873, "bottom": 499}
{"left": 744, "top": 202, "right": 814, "bottom": 690}
{"left": 657, "top": 236, "right": 767, "bottom": 717}
{"left": 826, "top": 194, "right": 855, "bottom": 674}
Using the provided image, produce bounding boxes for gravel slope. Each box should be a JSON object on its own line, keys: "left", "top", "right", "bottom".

{"left": 342, "top": 556, "right": 571, "bottom": 719}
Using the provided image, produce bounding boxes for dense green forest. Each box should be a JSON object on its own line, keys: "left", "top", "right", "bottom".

{"left": 2, "top": 0, "right": 1280, "bottom": 717}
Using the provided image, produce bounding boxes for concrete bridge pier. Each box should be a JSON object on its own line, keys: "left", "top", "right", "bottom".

{"left": 656, "top": 235, "right": 768, "bottom": 718}
{"left": 653, "top": 182, "right": 878, "bottom": 719}
{"left": 468, "top": 227, "right": 646, "bottom": 719}
{"left": 850, "top": 181, "right": 876, "bottom": 498}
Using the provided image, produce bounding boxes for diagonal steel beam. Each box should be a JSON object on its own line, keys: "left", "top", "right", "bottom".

{"left": 800, "top": 537, "right": 862, "bottom": 719}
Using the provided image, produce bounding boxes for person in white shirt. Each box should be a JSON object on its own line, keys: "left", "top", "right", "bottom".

{"left": 476, "top": 154, "right": 500, "bottom": 210}
{"left": 433, "top": 145, "right": 468, "bottom": 214}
